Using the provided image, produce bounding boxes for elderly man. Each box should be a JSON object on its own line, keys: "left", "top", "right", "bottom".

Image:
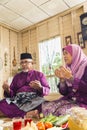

{"left": 0, "top": 53, "right": 50, "bottom": 118}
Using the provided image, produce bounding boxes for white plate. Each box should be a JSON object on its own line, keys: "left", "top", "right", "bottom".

{"left": 0, "top": 120, "right": 4, "bottom": 125}
{"left": 1, "top": 121, "right": 12, "bottom": 127}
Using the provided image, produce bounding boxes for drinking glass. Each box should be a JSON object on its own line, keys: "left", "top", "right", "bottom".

{"left": 24, "top": 116, "right": 32, "bottom": 126}
{"left": 12, "top": 117, "right": 22, "bottom": 130}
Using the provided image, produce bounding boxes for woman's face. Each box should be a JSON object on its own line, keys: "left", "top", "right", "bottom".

{"left": 63, "top": 50, "right": 72, "bottom": 65}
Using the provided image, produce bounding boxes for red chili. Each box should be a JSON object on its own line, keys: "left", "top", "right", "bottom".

{"left": 61, "top": 122, "right": 68, "bottom": 129}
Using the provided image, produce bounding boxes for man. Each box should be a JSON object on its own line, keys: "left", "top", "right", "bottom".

{"left": 0, "top": 53, "right": 50, "bottom": 118}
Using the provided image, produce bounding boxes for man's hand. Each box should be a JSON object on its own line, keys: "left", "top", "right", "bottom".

{"left": 29, "top": 80, "right": 42, "bottom": 90}
{"left": 2, "top": 81, "right": 10, "bottom": 93}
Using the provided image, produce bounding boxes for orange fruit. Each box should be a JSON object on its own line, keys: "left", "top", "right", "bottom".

{"left": 36, "top": 121, "right": 45, "bottom": 130}
{"left": 44, "top": 122, "right": 53, "bottom": 129}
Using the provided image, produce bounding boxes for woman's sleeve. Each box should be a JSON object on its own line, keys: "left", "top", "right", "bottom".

{"left": 72, "top": 66, "right": 87, "bottom": 93}
{"left": 57, "top": 82, "right": 68, "bottom": 95}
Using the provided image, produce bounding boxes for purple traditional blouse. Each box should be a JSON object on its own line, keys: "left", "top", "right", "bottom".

{"left": 58, "top": 66, "right": 87, "bottom": 105}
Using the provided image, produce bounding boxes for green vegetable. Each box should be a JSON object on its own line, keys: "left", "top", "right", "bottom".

{"left": 53, "top": 115, "right": 70, "bottom": 126}
{"left": 40, "top": 114, "right": 70, "bottom": 126}
{"left": 40, "top": 114, "right": 56, "bottom": 122}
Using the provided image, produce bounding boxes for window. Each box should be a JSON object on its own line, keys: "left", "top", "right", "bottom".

{"left": 39, "top": 36, "right": 62, "bottom": 92}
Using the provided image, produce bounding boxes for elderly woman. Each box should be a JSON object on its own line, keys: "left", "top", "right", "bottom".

{"left": 42, "top": 44, "right": 87, "bottom": 116}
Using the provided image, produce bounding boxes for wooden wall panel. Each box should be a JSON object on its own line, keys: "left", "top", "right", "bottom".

{"left": 10, "top": 30, "right": 18, "bottom": 76}
{"left": 22, "top": 31, "right": 29, "bottom": 53}
{"left": 29, "top": 28, "right": 38, "bottom": 70}
{"left": 37, "top": 23, "right": 48, "bottom": 41}
{"left": 48, "top": 18, "right": 60, "bottom": 38}
{"left": 0, "top": 27, "right": 18, "bottom": 98}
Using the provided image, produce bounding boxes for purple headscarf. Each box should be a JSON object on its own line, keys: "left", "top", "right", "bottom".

{"left": 63, "top": 44, "right": 87, "bottom": 79}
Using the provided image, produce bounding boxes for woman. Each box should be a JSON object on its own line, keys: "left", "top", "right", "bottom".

{"left": 42, "top": 44, "right": 87, "bottom": 116}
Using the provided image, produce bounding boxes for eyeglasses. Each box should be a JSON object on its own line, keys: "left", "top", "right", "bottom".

{"left": 20, "top": 61, "right": 33, "bottom": 65}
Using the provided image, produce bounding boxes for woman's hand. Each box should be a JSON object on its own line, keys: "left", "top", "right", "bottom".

{"left": 60, "top": 66, "right": 73, "bottom": 80}
{"left": 55, "top": 66, "right": 73, "bottom": 80}
{"left": 55, "top": 68, "right": 65, "bottom": 79}
{"left": 29, "top": 80, "right": 42, "bottom": 90}
{"left": 2, "top": 81, "right": 10, "bottom": 93}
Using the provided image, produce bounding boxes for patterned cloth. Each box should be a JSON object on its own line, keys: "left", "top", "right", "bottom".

{"left": 6, "top": 92, "right": 45, "bottom": 112}
{"left": 42, "top": 98, "right": 77, "bottom": 116}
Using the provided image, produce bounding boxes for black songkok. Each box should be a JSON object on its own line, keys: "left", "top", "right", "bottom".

{"left": 20, "top": 53, "right": 32, "bottom": 60}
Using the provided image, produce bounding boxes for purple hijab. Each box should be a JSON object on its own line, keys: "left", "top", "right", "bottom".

{"left": 63, "top": 44, "right": 87, "bottom": 79}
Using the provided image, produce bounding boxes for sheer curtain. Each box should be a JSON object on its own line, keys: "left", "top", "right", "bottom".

{"left": 39, "top": 36, "right": 62, "bottom": 93}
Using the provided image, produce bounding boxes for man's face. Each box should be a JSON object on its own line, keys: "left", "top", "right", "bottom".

{"left": 20, "top": 59, "right": 33, "bottom": 72}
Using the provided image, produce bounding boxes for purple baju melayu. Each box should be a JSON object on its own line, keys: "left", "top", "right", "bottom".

{"left": 0, "top": 70, "right": 50, "bottom": 118}
{"left": 42, "top": 44, "right": 87, "bottom": 116}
